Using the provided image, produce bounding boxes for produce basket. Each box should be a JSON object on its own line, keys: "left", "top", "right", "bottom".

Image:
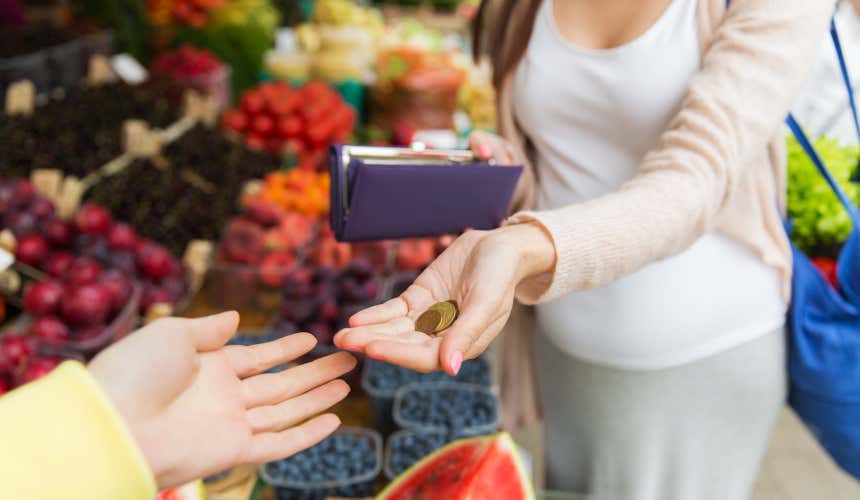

{"left": 361, "top": 357, "right": 491, "bottom": 435}
{"left": 78, "top": 30, "right": 114, "bottom": 66}
{"left": 46, "top": 39, "right": 83, "bottom": 90}
{"left": 383, "top": 428, "right": 461, "bottom": 481}
{"left": 0, "top": 52, "right": 49, "bottom": 94}
{"left": 259, "top": 426, "right": 382, "bottom": 500}
{"left": 18, "top": 283, "right": 142, "bottom": 359}
{"left": 393, "top": 381, "right": 499, "bottom": 436}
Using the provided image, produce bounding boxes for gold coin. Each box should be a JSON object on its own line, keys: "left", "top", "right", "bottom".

{"left": 415, "top": 309, "right": 443, "bottom": 335}
{"left": 431, "top": 300, "right": 459, "bottom": 333}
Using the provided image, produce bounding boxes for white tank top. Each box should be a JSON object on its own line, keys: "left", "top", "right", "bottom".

{"left": 513, "top": 0, "right": 786, "bottom": 370}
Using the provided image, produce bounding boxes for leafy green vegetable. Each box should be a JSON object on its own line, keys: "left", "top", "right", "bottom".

{"left": 786, "top": 134, "right": 860, "bottom": 253}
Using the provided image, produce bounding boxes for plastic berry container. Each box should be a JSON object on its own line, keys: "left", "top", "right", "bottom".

{"left": 174, "top": 64, "right": 232, "bottom": 112}
{"left": 361, "top": 357, "right": 492, "bottom": 436}
{"left": 383, "top": 428, "right": 460, "bottom": 481}
{"left": 0, "top": 51, "right": 50, "bottom": 94}
{"left": 78, "top": 30, "right": 114, "bottom": 66}
{"left": 47, "top": 38, "right": 83, "bottom": 90}
{"left": 37, "top": 283, "right": 142, "bottom": 359}
{"left": 393, "top": 382, "right": 500, "bottom": 436}
{"left": 259, "top": 426, "right": 382, "bottom": 500}
{"left": 207, "top": 258, "right": 295, "bottom": 315}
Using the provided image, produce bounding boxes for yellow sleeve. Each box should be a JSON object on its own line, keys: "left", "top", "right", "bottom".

{"left": 0, "top": 361, "right": 157, "bottom": 500}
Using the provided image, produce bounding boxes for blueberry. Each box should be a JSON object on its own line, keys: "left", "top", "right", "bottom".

{"left": 365, "top": 358, "right": 491, "bottom": 396}
{"left": 265, "top": 430, "right": 380, "bottom": 499}
{"left": 395, "top": 384, "right": 498, "bottom": 434}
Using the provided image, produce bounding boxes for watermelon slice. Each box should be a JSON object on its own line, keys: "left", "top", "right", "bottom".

{"left": 377, "top": 432, "right": 535, "bottom": 500}
{"left": 155, "top": 479, "right": 206, "bottom": 500}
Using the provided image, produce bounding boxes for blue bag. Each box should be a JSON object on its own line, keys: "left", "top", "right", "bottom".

{"left": 726, "top": 0, "right": 860, "bottom": 478}
{"left": 786, "top": 115, "right": 860, "bottom": 479}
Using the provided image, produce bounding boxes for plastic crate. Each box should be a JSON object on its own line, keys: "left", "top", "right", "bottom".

{"left": 36, "top": 283, "right": 142, "bottom": 358}
{"left": 393, "top": 382, "right": 499, "bottom": 436}
{"left": 259, "top": 427, "right": 382, "bottom": 500}
{"left": 47, "top": 39, "right": 82, "bottom": 90}
{"left": 0, "top": 51, "right": 50, "bottom": 94}
{"left": 360, "top": 357, "right": 492, "bottom": 435}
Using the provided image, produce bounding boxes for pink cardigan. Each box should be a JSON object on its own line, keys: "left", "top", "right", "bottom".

{"left": 495, "top": 0, "right": 837, "bottom": 430}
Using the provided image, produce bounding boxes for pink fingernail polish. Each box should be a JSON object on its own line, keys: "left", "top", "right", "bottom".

{"left": 449, "top": 351, "right": 463, "bottom": 376}
{"left": 478, "top": 143, "right": 492, "bottom": 159}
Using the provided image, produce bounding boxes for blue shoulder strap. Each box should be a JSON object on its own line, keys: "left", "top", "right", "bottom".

{"left": 727, "top": 0, "right": 859, "bottom": 224}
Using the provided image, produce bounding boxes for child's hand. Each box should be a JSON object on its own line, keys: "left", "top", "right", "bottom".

{"left": 88, "top": 312, "right": 356, "bottom": 489}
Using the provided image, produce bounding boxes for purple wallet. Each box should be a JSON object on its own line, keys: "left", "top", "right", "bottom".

{"left": 329, "top": 144, "right": 523, "bottom": 242}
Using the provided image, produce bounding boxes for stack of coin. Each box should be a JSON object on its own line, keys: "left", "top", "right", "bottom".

{"left": 414, "top": 300, "right": 459, "bottom": 335}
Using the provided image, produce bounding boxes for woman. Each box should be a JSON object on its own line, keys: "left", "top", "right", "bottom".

{"left": 335, "top": 0, "right": 837, "bottom": 498}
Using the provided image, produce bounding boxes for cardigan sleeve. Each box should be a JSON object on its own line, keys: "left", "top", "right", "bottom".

{"left": 0, "top": 362, "right": 157, "bottom": 499}
{"left": 509, "top": 0, "right": 836, "bottom": 304}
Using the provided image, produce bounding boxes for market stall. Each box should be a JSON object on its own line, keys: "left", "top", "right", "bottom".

{"left": 3, "top": 1, "right": 857, "bottom": 499}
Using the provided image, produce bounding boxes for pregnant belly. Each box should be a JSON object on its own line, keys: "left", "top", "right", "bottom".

{"left": 535, "top": 232, "right": 786, "bottom": 369}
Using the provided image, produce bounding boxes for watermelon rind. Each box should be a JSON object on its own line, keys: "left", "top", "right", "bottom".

{"left": 376, "top": 432, "right": 535, "bottom": 499}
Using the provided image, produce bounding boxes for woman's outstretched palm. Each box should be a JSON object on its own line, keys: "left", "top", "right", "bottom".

{"left": 335, "top": 230, "right": 522, "bottom": 375}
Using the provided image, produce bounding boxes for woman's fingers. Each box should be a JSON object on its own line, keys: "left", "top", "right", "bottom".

{"left": 247, "top": 379, "right": 350, "bottom": 433}
{"left": 348, "top": 283, "right": 438, "bottom": 328}
{"left": 225, "top": 333, "right": 316, "bottom": 378}
{"left": 335, "top": 317, "right": 418, "bottom": 350}
{"left": 348, "top": 297, "right": 408, "bottom": 327}
{"left": 365, "top": 338, "right": 441, "bottom": 373}
{"left": 468, "top": 131, "right": 514, "bottom": 164}
{"left": 246, "top": 413, "right": 342, "bottom": 464}
{"left": 242, "top": 352, "right": 357, "bottom": 408}
{"left": 438, "top": 298, "right": 504, "bottom": 376}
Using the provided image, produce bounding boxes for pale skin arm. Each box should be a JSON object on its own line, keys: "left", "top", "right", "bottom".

{"left": 336, "top": 222, "right": 555, "bottom": 375}
{"left": 89, "top": 312, "right": 357, "bottom": 489}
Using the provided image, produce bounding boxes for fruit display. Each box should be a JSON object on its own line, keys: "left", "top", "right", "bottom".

{"left": 86, "top": 124, "right": 280, "bottom": 256}
{"left": 150, "top": 45, "right": 231, "bottom": 110}
{"left": 393, "top": 382, "right": 499, "bottom": 435}
{"left": 362, "top": 357, "right": 491, "bottom": 435}
{"left": 384, "top": 429, "right": 465, "bottom": 480}
{"left": 377, "top": 433, "right": 535, "bottom": 500}
{"left": 0, "top": 81, "right": 180, "bottom": 179}
{"left": 274, "top": 256, "right": 383, "bottom": 347}
{"left": 255, "top": 168, "right": 330, "bottom": 216}
{"left": 787, "top": 134, "right": 860, "bottom": 257}
{"left": 173, "top": 0, "right": 228, "bottom": 28}
{"left": 174, "top": 0, "right": 280, "bottom": 93}
{"left": 221, "top": 81, "right": 356, "bottom": 167}
{"left": 371, "top": 47, "right": 466, "bottom": 132}
{"left": 0, "top": 328, "right": 85, "bottom": 392}
{"left": 458, "top": 68, "right": 496, "bottom": 131}
{"left": 0, "top": 23, "right": 82, "bottom": 93}
{"left": 0, "top": 343, "right": 69, "bottom": 391}
{"left": 0, "top": 179, "right": 188, "bottom": 319}
{"left": 259, "top": 427, "right": 382, "bottom": 500}
{"left": 208, "top": 200, "right": 317, "bottom": 311}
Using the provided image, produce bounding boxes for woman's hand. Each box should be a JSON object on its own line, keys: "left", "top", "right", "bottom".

{"left": 88, "top": 312, "right": 356, "bottom": 489}
{"left": 469, "top": 130, "right": 517, "bottom": 163}
{"left": 335, "top": 224, "right": 555, "bottom": 375}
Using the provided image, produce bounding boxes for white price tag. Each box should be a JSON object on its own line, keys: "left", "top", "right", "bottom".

{"left": 0, "top": 248, "right": 13, "bottom": 273}
{"left": 111, "top": 54, "right": 148, "bottom": 85}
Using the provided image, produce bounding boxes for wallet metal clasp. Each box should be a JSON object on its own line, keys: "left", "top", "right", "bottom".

{"left": 337, "top": 143, "right": 490, "bottom": 218}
